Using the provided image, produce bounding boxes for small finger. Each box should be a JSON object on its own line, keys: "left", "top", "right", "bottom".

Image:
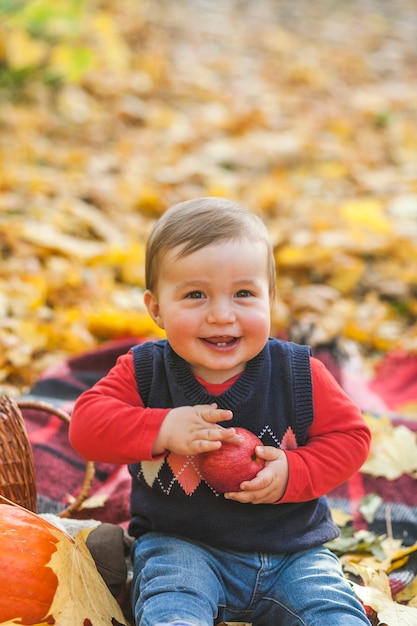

{"left": 255, "top": 445, "right": 282, "bottom": 461}
{"left": 201, "top": 408, "right": 233, "bottom": 423}
{"left": 193, "top": 438, "right": 222, "bottom": 454}
{"left": 221, "top": 428, "right": 243, "bottom": 444}
{"left": 224, "top": 488, "right": 269, "bottom": 503}
{"left": 224, "top": 490, "right": 254, "bottom": 502}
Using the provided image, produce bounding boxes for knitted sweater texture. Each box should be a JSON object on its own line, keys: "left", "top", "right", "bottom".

{"left": 128, "top": 338, "right": 339, "bottom": 552}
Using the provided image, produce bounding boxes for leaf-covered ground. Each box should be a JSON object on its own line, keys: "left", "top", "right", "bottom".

{"left": 1, "top": 2, "right": 417, "bottom": 623}
{"left": 1, "top": 0, "right": 417, "bottom": 394}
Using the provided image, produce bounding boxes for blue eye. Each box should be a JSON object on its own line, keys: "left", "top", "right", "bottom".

{"left": 236, "top": 290, "right": 253, "bottom": 297}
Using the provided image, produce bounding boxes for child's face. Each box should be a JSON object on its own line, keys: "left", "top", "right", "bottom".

{"left": 144, "top": 238, "right": 273, "bottom": 384}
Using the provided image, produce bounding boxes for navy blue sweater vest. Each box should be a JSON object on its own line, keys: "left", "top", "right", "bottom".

{"left": 128, "top": 338, "right": 339, "bottom": 552}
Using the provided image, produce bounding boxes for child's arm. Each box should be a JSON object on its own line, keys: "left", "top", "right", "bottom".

{"left": 227, "top": 357, "right": 371, "bottom": 504}
{"left": 69, "top": 351, "right": 169, "bottom": 463}
{"left": 69, "top": 351, "right": 240, "bottom": 463}
{"left": 279, "top": 356, "right": 371, "bottom": 502}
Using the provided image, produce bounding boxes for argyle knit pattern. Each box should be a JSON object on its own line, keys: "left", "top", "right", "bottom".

{"left": 128, "top": 338, "right": 339, "bottom": 552}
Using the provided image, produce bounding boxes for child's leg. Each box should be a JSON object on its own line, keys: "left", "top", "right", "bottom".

{"left": 250, "top": 545, "right": 370, "bottom": 626}
{"left": 154, "top": 623, "right": 197, "bottom": 626}
{"left": 131, "top": 533, "right": 222, "bottom": 626}
{"left": 131, "top": 535, "right": 370, "bottom": 626}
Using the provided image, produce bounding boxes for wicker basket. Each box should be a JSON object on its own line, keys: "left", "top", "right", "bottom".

{"left": 0, "top": 395, "right": 95, "bottom": 517}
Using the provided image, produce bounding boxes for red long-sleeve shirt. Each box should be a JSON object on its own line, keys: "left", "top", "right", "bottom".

{"left": 70, "top": 351, "right": 371, "bottom": 504}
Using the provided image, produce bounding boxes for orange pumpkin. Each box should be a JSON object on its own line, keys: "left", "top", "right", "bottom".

{"left": 0, "top": 503, "right": 59, "bottom": 624}
{"left": 0, "top": 502, "right": 128, "bottom": 626}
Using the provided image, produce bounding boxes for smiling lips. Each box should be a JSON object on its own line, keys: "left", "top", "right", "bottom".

{"left": 202, "top": 336, "right": 239, "bottom": 348}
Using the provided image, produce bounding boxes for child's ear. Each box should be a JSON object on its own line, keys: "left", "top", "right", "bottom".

{"left": 144, "top": 290, "right": 165, "bottom": 329}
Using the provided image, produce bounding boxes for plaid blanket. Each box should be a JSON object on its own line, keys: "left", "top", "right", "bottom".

{"left": 17, "top": 338, "right": 417, "bottom": 597}
{"left": 19, "top": 337, "right": 141, "bottom": 526}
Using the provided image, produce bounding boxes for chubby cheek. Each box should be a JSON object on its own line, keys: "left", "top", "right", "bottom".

{"left": 164, "top": 325, "right": 202, "bottom": 364}
{"left": 243, "top": 310, "right": 271, "bottom": 341}
{"left": 163, "top": 311, "right": 200, "bottom": 343}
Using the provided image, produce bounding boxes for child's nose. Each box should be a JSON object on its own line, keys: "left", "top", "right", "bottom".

{"left": 206, "top": 300, "right": 236, "bottom": 324}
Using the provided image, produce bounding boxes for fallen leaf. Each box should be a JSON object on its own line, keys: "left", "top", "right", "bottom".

{"left": 361, "top": 414, "right": 417, "bottom": 479}
{"left": 331, "top": 508, "right": 353, "bottom": 528}
{"left": 359, "top": 493, "right": 384, "bottom": 524}
{"left": 351, "top": 565, "right": 417, "bottom": 626}
{"left": 396, "top": 575, "right": 417, "bottom": 605}
{"left": 67, "top": 493, "right": 109, "bottom": 510}
{"left": 0, "top": 503, "right": 128, "bottom": 626}
{"left": 47, "top": 526, "right": 128, "bottom": 625}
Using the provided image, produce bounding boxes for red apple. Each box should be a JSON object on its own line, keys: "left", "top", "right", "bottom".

{"left": 199, "top": 427, "right": 265, "bottom": 493}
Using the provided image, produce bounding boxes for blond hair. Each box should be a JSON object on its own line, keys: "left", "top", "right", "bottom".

{"left": 145, "top": 197, "right": 276, "bottom": 295}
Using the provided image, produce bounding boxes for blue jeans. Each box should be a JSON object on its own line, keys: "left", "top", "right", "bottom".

{"left": 131, "top": 532, "right": 370, "bottom": 626}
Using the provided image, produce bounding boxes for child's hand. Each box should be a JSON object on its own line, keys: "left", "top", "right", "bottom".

{"left": 154, "top": 403, "right": 242, "bottom": 456}
{"left": 224, "top": 446, "right": 289, "bottom": 504}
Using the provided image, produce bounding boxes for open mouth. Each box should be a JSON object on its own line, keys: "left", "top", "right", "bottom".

{"left": 202, "top": 336, "right": 238, "bottom": 347}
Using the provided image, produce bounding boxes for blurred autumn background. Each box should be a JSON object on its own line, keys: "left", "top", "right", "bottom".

{"left": 1, "top": 0, "right": 417, "bottom": 398}
{"left": 1, "top": 2, "right": 417, "bottom": 623}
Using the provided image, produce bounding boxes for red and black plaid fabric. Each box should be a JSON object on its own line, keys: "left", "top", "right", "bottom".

{"left": 20, "top": 337, "right": 142, "bottom": 526}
